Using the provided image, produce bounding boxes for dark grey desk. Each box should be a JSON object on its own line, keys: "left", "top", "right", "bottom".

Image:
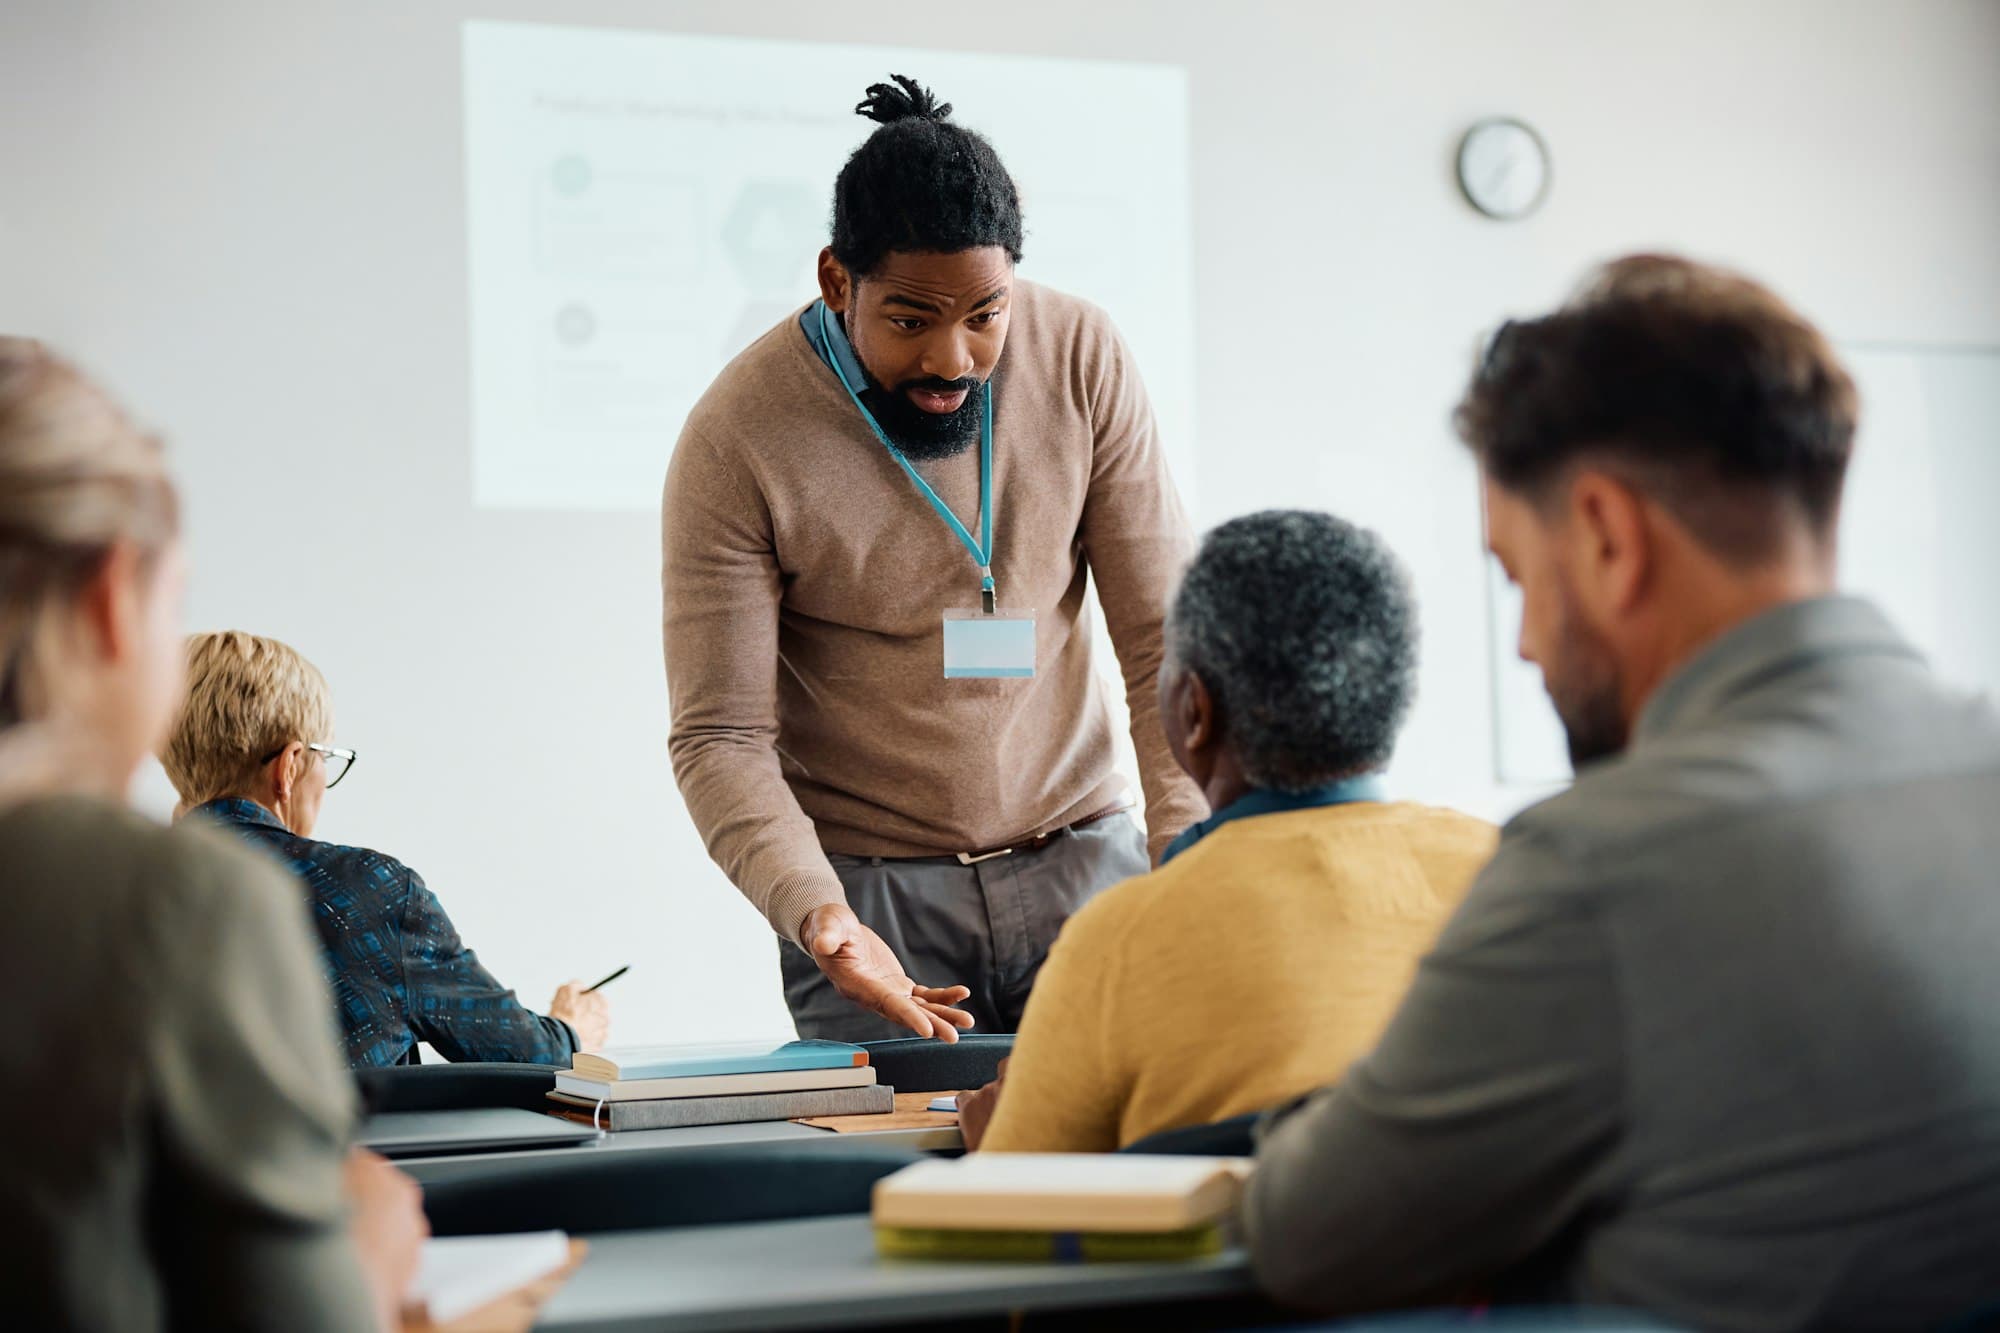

{"left": 534, "top": 1213, "right": 1253, "bottom": 1331}
{"left": 399, "top": 1118, "right": 962, "bottom": 1186}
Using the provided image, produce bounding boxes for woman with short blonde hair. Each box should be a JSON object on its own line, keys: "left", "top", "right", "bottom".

{"left": 0, "top": 339, "right": 421, "bottom": 1331}
{"left": 165, "top": 629, "right": 336, "bottom": 807}
{"left": 166, "top": 628, "right": 608, "bottom": 1067}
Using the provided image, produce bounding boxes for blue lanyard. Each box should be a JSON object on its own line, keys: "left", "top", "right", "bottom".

{"left": 817, "top": 301, "right": 996, "bottom": 607}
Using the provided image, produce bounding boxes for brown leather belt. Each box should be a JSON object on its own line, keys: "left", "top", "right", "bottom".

{"left": 955, "top": 803, "right": 1132, "bottom": 866}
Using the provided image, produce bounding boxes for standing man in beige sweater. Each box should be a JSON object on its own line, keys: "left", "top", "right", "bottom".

{"left": 663, "top": 75, "right": 1204, "bottom": 1043}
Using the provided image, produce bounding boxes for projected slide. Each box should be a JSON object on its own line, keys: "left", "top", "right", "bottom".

{"left": 463, "top": 22, "right": 1195, "bottom": 510}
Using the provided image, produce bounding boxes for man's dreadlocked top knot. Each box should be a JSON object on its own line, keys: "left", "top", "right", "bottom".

{"left": 830, "top": 74, "right": 1023, "bottom": 277}
{"left": 855, "top": 74, "right": 953, "bottom": 125}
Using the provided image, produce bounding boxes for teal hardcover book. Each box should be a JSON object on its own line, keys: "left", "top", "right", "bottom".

{"left": 571, "top": 1039, "right": 868, "bottom": 1082}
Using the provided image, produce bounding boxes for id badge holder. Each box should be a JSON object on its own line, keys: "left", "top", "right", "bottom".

{"left": 943, "top": 607, "right": 1036, "bottom": 679}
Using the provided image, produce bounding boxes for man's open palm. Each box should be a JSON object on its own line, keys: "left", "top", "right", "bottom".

{"left": 805, "top": 905, "right": 975, "bottom": 1041}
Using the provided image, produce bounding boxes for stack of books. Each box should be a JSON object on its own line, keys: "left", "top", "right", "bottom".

{"left": 546, "top": 1039, "right": 891, "bottom": 1131}
{"left": 871, "top": 1154, "right": 1254, "bottom": 1261}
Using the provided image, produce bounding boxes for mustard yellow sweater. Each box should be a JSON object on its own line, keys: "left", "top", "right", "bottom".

{"left": 981, "top": 801, "right": 1498, "bottom": 1153}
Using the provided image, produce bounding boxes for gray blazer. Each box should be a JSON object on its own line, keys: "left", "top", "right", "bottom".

{"left": 1247, "top": 596, "right": 2000, "bottom": 1332}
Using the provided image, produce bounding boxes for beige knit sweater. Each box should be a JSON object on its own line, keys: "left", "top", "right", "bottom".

{"left": 662, "top": 280, "right": 1206, "bottom": 943}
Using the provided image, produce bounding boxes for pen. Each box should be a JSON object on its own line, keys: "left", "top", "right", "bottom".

{"left": 583, "top": 965, "right": 629, "bottom": 993}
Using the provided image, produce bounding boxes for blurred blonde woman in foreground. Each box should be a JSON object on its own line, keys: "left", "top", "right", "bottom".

{"left": 0, "top": 338, "right": 425, "bottom": 1331}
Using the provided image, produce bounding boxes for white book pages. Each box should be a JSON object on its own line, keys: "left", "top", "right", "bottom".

{"left": 403, "top": 1230, "right": 570, "bottom": 1324}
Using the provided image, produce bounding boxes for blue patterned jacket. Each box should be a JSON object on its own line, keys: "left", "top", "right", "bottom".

{"left": 195, "top": 799, "right": 577, "bottom": 1069}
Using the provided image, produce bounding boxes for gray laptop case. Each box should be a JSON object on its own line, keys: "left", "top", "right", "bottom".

{"left": 360, "top": 1107, "right": 599, "bottom": 1157}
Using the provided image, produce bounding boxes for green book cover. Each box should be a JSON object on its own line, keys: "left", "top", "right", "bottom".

{"left": 874, "top": 1223, "right": 1225, "bottom": 1263}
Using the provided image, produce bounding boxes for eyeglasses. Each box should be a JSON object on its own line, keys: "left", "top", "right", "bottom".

{"left": 310, "top": 743, "right": 357, "bottom": 789}
{"left": 257, "top": 742, "right": 357, "bottom": 789}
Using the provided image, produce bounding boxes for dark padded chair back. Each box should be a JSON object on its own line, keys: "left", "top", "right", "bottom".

{"left": 1120, "top": 1113, "right": 1258, "bottom": 1157}
{"left": 861, "top": 1035, "right": 1013, "bottom": 1092}
{"left": 1260, "top": 1312, "right": 1688, "bottom": 1331}
{"left": 355, "top": 1062, "right": 559, "bottom": 1114}
{"left": 1939, "top": 1302, "right": 2000, "bottom": 1332}
{"left": 421, "top": 1147, "right": 922, "bottom": 1236}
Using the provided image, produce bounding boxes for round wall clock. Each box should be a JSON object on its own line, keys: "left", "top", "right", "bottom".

{"left": 1457, "top": 118, "right": 1552, "bottom": 221}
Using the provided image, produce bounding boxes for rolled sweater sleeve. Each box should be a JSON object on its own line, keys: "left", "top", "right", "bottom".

{"left": 1075, "top": 314, "right": 1208, "bottom": 860}
{"left": 663, "top": 420, "right": 846, "bottom": 945}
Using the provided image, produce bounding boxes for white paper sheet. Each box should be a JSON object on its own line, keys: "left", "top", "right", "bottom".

{"left": 405, "top": 1230, "right": 570, "bottom": 1324}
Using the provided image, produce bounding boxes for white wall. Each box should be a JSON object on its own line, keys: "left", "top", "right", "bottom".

{"left": 4, "top": 0, "right": 1998, "bottom": 1045}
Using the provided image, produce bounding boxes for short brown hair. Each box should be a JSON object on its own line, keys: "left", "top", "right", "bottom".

{"left": 163, "top": 631, "right": 334, "bottom": 806}
{"left": 1455, "top": 254, "right": 1858, "bottom": 562}
{"left": 0, "top": 340, "right": 179, "bottom": 727}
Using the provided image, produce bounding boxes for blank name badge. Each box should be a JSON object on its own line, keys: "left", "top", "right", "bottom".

{"left": 942, "top": 609, "right": 1037, "bottom": 679}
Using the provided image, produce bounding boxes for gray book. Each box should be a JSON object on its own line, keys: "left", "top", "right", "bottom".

{"left": 546, "top": 1081, "right": 894, "bottom": 1130}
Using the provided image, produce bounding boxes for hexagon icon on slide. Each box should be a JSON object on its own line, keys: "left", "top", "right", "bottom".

{"left": 721, "top": 179, "right": 819, "bottom": 297}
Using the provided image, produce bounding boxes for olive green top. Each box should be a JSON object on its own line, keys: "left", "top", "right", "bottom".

{"left": 0, "top": 794, "right": 374, "bottom": 1331}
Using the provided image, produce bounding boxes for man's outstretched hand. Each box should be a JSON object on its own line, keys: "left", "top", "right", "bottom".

{"left": 802, "top": 904, "right": 975, "bottom": 1042}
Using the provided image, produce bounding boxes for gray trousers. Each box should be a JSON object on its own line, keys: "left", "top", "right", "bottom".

{"left": 779, "top": 815, "right": 1150, "bottom": 1042}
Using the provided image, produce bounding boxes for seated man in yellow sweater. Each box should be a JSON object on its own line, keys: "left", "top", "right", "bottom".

{"left": 962, "top": 509, "right": 1497, "bottom": 1152}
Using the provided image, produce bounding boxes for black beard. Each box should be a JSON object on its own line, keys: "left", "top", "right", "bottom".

{"left": 1557, "top": 677, "right": 1629, "bottom": 769}
{"left": 1547, "top": 606, "right": 1630, "bottom": 769}
{"left": 859, "top": 374, "right": 986, "bottom": 462}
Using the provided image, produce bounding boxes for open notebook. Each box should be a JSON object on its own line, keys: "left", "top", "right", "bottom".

{"left": 403, "top": 1230, "right": 572, "bottom": 1324}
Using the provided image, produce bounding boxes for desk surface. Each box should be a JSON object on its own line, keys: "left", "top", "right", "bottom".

{"left": 533, "top": 1213, "right": 1252, "bottom": 1332}
{"left": 398, "top": 1117, "right": 962, "bottom": 1185}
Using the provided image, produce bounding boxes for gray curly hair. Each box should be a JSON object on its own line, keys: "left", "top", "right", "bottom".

{"left": 1166, "top": 510, "right": 1418, "bottom": 791}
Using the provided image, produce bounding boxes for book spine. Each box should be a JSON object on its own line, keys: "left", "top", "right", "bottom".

{"left": 599, "top": 1050, "right": 869, "bottom": 1080}
{"left": 873, "top": 1225, "right": 1224, "bottom": 1263}
{"left": 555, "top": 1066, "right": 876, "bottom": 1102}
{"left": 553, "top": 1083, "right": 894, "bottom": 1131}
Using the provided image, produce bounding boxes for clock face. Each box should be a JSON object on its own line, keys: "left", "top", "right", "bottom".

{"left": 1457, "top": 118, "right": 1551, "bottom": 220}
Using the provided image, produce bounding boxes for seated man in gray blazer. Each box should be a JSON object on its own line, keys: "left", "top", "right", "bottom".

{"left": 1247, "top": 254, "right": 2000, "bottom": 1332}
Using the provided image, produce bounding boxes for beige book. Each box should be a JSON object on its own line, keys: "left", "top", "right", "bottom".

{"left": 872, "top": 1154, "right": 1255, "bottom": 1234}
{"left": 547, "top": 1082, "right": 893, "bottom": 1131}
